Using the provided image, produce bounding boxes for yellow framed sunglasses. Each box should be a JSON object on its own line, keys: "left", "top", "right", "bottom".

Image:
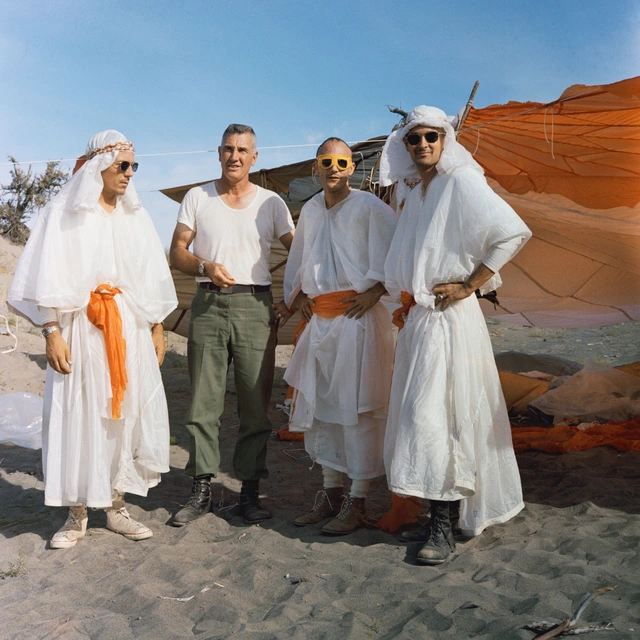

{"left": 317, "top": 154, "right": 352, "bottom": 170}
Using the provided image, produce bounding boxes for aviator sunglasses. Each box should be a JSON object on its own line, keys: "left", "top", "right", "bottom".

{"left": 405, "top": 131, "right": 442, "bottom": 146}
{"left": 317, "top": 154, "right": 351, "bottom": 170}
{"left": 114, "top": 161, "right": 139, "bottom": 173}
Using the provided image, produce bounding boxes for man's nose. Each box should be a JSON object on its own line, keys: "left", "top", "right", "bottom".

{"left": 124, "top": 165, "right": 134, "bottom": 176}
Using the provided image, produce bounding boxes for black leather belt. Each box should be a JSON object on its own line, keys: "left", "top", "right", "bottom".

{"left": 198, "top": 282, "right": 271, "bottom": 294}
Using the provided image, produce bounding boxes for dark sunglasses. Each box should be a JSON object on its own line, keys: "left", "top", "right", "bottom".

{"left": 405, "top": 131, "right": 442, "bottom": 146}
{"left": 115, "top": 161, "right": 139, "bottom": 172}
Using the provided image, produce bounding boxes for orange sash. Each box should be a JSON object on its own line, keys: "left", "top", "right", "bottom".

{"left": 291, "top": 289, "right": 358, "bottom": 345}
{"left": 87, "top": 284, "right": 128, "bottom": 420}
{"left": 281, "top": 290, "right": 358, "bottom": 428}
{"left": 391, "top": 291, "right": 416, "bottom": 330}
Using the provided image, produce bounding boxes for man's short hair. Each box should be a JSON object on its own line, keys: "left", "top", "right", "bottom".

{"left": 316, "top": 137, "right": 352, "bottom": 157}
{"left": 222, "top": 124, "right": 256, "bottom": 144}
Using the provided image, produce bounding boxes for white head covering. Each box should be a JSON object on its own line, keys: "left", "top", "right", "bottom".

{"left": 60, "top": 129, "right": 141, "bottom": 214}
{"left": 8, "top": 130, "right": 177, "bottom": 326}
{"left": 379, "top": 105, "right": 483, "bottom": 192}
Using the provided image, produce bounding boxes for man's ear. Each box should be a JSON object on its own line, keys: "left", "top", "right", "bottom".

{"left": 217, "top": 146, "right": 222, "bottom": 161}
{"left": 251, "top": 150, "right": 259, "bottom": 167}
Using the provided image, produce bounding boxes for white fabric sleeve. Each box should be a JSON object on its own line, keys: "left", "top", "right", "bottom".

{"left": 366, "top": 199, "right": 397, "bottom": 283}
{"left": 283, "top": 209, "right": 305, "bottom": 307}
{"left": 176, "top": 189, "right": 197, "bottom": 231}
{"left": 272, "top": 196, "right": 295, "bottom": 238}
{"left": 37, "top": 306, "right": 58, "bottom": 325}
{"left": 482, "top": 236, "right": 526, "bottom": 273}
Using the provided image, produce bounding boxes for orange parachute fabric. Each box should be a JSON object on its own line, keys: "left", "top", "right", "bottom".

{"left": 373, "top": 494, "right": 422, "bottom": 533}
{"left": 459, "top": 76, "right": 640, "bottom": 210}
{"left": 457, "top": 77, "right": 640, "bottom": 328}
{"left": 511, "top": 417, "right": 640, "bottom": 454}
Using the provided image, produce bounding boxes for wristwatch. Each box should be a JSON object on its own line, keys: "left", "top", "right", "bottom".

{"left": 42, "top": 325, "right": 60, "bottom": 338}
{"left": 197, "top": 260, "right": 206, "bottom": 276}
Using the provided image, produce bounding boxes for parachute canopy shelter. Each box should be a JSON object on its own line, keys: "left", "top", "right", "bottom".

{"left": 161, "top": 76, "right": 640, "bottom": 343}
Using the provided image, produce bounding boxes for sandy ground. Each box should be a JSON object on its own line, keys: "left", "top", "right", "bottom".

{"left": 1, "top": 234, "right": 640, "bottom": 639}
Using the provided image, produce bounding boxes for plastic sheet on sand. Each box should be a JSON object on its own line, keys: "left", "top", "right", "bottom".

{"left": 529, "top": 362, "right": 640, "bottom": 425}
{"left": 0, "top": 392, "right": 43, "bottom": 449}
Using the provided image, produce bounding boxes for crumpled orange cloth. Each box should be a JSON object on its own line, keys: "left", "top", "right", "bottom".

{"left": 511, "top": 417, "right": 640, "bottom": 454}
{"left": 86, "top": 284, "right": 128, "bottom": 420}
{"left": 391, "top": 291, "right": 416, "bottom": 330}
{"left": 373, "top": 493, "right": 422, "bottom": 532}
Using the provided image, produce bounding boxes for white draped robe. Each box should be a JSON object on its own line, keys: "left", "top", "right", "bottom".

{"left": 9, "top": 201, "right": 177, "bottom": 507}
{"left": 384, "top": 167, "right": 531, "bottom": 536}
{"left": 284, "top": 190, "right": 397, "bottom": 479}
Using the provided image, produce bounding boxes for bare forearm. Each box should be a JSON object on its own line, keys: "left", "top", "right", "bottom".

{"left": 463, "top": 264, "right": 495, "bottom": 294}
{"left": 368, "top": 282, "right": 387, "bottom": 297}
{"left": 169, "top": 246, "right": 204, "bottom": 277}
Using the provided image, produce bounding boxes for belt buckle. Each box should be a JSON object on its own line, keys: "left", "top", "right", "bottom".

{"left": 219, "top": 285, "right": 233, "bottom": 294}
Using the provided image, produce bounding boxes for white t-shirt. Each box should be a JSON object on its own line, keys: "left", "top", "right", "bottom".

{"left": 177, "top": 181, "right": 294, "bottom": 285}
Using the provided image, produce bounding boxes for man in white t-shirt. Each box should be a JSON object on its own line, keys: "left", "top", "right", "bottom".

{"left": 169, "top": 124, "right": 295, "bottom": 526}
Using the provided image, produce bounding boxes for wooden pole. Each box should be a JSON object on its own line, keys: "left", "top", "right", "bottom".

{"left": 455, "top": 80, "right": 480, "bottom": 135}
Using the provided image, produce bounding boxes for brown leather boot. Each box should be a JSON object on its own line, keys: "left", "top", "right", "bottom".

{"left": 293, "top": 487, "right": 343, "bottom": 526}
{"left": 321, "top": 496, "right": 367, "bottom": 536}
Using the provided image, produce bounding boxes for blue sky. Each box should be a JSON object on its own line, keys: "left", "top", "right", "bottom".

{"left": 1, "top": 0, "right": 638, "bottom": 246}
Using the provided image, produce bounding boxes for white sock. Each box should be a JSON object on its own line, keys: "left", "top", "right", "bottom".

{"left": 322, "top": 466, "right": 343, "bottom": 489}
{"left": 349, "top": 479, "right": 371, "bottom": 499}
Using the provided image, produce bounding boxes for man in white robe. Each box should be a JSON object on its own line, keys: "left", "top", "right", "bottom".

{"left": 8, "top": 130, "right": 177, "bottom": 549}
{"left": 381, "top": 107, "right": 532, "bottom": 564}
{"left": 282, "top": 138, "right": 397, "bottom": 535}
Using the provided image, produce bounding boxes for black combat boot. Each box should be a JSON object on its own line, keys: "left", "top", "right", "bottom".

{"left": 240, "top": 480, "right": 272, "bottom": 524}
{"left": 172, "top": 476, "right": 212, "bottom": 526}
{"left": 399, "top": 500, "right": 466, "bottom": 543}
{"left": 416, "top": 500, "right": 456, "bottom": 565}
{"left": 449, "top": 500, "right": 465, "bottom": 540}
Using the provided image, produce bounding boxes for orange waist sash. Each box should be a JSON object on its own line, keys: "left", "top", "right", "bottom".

{"left": 292, "top": 289, "right": 357, "bottom": 346}
{"left": 86, "top": 284, "right": 128, "bottom": 420}
{"left": 391, "top": 291, "right": 416, "bottom": 330}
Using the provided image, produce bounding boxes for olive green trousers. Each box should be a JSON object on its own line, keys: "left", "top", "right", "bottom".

{"left": 184, "top": 287, "right": 276, "bottom": 480}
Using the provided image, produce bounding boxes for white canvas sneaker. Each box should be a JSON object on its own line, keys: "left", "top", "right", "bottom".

{"left": 50, "top": 506, "right": 88, "bottom": 549}
{"left": 106, "top": 507, "right": 153, "bottom": 541}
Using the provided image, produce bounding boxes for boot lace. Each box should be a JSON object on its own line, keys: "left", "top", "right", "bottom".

{"left": 185, "top": 478, "right": 210, "bottom": 507}
{"left": 310, "top": 490, "right": 334, "bottom": 514}
{"left": 61, "top": 509, "right": 85, "bottom": 530}
{"left": 336, "top": 495, "right": 354, "bottom": 521}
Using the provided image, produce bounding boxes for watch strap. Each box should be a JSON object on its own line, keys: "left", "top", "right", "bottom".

{"left": 42, "top": 325, "right": 60, "bottom": 338}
